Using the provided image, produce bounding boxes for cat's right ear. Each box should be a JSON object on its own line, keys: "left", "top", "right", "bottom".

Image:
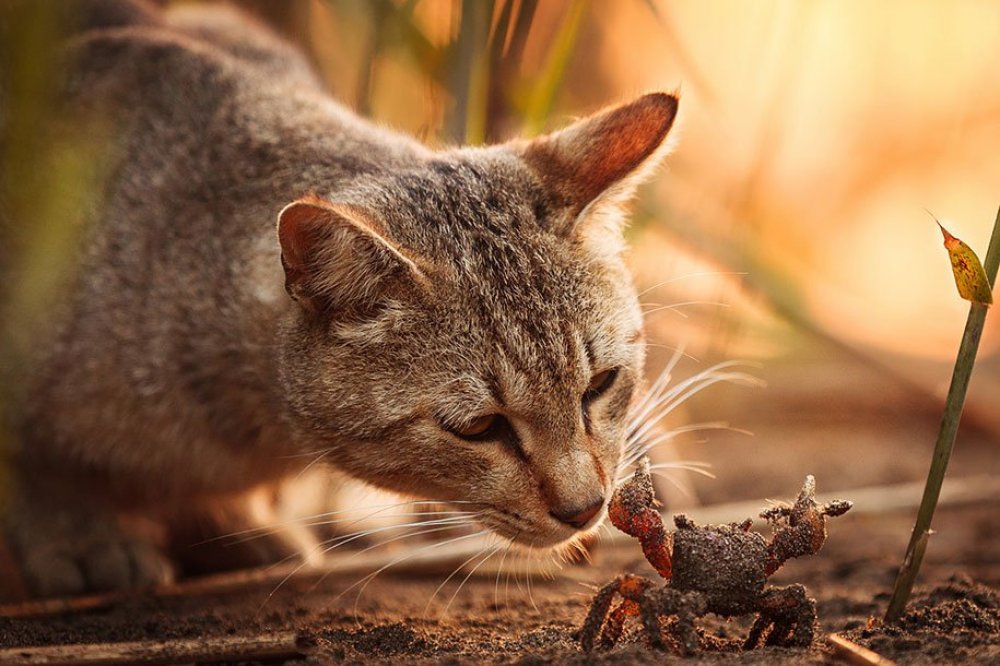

{"left": 277, "top": 196, "right": 427, "bottom": 315}
{"left": 519, "top": 92, "right": 679, "bottom": 227}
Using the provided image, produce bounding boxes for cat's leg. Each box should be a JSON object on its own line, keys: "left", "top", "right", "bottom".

{"left": 4, "top": 474, "right": 175, "bottom": 598}
{"left": 168, "top": 483, "right": 323, "bottom": 577}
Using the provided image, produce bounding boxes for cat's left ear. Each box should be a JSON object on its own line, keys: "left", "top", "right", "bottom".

{"left": 276, "top": 196, "right": 428, "bottom": 316}
{"left": 518, "top": 92, "right": 678, "bottom": 233}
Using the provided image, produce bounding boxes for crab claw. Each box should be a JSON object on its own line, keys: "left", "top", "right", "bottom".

{"left": 608, "top": 457, "right": 673, "bottom": 579}
{"left": 796, "top": 475, "right": 817, "bottom": 505}
{"left": 609, "top": 458, "right": 656, "bottom": 535}
{"left": 763, "top": 475, "right": 852, "bottom": 574}
{"left": 821, "top": 500, "right": 853, "bottom": 518}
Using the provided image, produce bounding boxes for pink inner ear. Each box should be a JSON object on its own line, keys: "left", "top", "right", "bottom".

{"left": 526, "top": 93, "right": 679, "bottom": 212}
{"left": 586, "top": 93, "right": 678, "bottom": 189}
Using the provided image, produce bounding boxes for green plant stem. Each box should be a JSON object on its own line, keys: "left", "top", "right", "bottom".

{"left": 523, "top": 0, "right": 587, "bottom": 136}
{"left": 885, "top": 205, "right": 1000, "bottom": 623}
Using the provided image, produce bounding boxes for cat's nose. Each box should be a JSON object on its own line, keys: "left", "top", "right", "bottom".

{"left": 550, "top": 496, "right": 605, "bottom": 529}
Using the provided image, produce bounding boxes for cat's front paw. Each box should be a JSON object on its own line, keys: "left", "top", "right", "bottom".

{"left": 18, "top": 533, "right": 175, "bottom": 598}
{"left": 5, "top": 495, "right": 175, "bottom": 598}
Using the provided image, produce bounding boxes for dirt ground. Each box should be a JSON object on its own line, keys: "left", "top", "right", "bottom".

{"left": 1, "top": 351, "right": 999, "bottom": 664}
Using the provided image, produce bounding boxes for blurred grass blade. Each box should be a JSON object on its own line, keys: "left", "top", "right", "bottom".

{"left": 448, "top": 1, "right": 493, "bottom": 144}
{"left": 884, "top": 205, "right": 1000, "bottom": 623}
{"left": 1, "top": 3, "right": 107, "bottom": 514}
{"left": 523, "top": 0, "right": 587, "bottom": 136}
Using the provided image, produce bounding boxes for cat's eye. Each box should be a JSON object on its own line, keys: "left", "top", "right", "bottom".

{"left": 583, "top": 367, "right": 619, "bottom": 403}
{"left": 446, "top": 414, "right": 512, "bottom": 442}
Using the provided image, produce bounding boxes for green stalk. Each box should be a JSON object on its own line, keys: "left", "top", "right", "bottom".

{"left": 884, "top": 205, "right": 1000, "bottom": 623}
{"left": 523, "top": 0, "right": 587, "bottom": 136}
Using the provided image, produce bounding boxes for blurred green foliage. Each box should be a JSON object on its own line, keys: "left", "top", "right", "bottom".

{"left": 1, "top": 2, "right": 110, "bottom": 511}
{"left": 317, "top": 0, "right": 588, "bottom": 143}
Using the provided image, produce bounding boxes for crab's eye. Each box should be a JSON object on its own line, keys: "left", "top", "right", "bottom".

{"left": 446, "top": 414, "right": 512, "bottom": 442}
{"left": 583, "top": 367, "right": 619, "bottom": 403}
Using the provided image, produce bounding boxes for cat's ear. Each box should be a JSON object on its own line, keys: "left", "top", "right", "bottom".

{"left": 277, "top": 196, "right": 426, "bottom": 315}
{"left": 520, "top": 92, "right": 678, "bottom": 228}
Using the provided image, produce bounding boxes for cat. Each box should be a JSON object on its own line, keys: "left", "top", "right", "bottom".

{"left": 2, "top": 0, "right": 679, "bottom": 598}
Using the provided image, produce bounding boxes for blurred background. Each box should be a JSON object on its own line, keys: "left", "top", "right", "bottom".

{"left": 2, "top": 0, "right": 999, "bottom": 510}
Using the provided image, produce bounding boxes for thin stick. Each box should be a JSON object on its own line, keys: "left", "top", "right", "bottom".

{"left": 0, "top": 631, "right": 306, "bottom": 665}
{"left": 885, "top": 205, "right": 1000, "bottom": 623}
{"left": 828, "top": 633, "right": 897, "bottom": 666}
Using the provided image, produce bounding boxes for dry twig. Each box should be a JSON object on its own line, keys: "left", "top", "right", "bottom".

{"left": 0, "top": 631, "right": 307, "bottom": 665}
{"left": 828, "top": 633, "right": 897, "bottom": 666}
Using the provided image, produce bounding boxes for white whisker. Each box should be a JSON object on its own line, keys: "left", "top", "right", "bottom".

{"left": 424, "top": 539, "right": 496, "bottom": 616}
{"left": 642, "top": 300, "right": 732, "bottom": 319}
{"left": 637, "top": 271, "right": 749, "bottom": 298}
{"left": 618, "top": 423, "right": 744, "bottom": 474}
{"left": 213, "top": 499, "right": 486, "bottom": 543}
{"left": 442, "top": 540, "right": 504, "bottom": 616}
{"left": 640, "top": 342, "right": 700, "bottom": 362}
{"left": 626, "top": 365, "right": 761, "bottom": 447}
{"left": 650, "top": 470, "right": 697, "bottom": 498}
{"left": 624, "top": 421, "right": 729, "bottom": 458}
{"left": 318, "top": 515, "right": 478, "bottom": 556}
{"left": 340, "top": 529, "right": 490, "bottom": 619}
{"left": 294, "top": 449, "right": 331, "bottom": 480}
{"left": 627, "top": 347, "right": 684, "bottom": 426}
{"left": 524, "top": 540, "right": 539, "bottom": 612}
{"left": 647, "top": 462, "right": 715, "bottom": 479}
{"left": 494, "top": 540, "right": 511, "bottom": 610}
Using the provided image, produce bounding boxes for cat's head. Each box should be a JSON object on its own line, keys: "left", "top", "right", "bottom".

{"left": 276, "top": 93, "right": 678, "bottom": 548}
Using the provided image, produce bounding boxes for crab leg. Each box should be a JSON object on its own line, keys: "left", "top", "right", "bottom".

{"left": 579, "top": 574, "right": 654, "bottom": 652}
{"left": 600, "top": 598, "right": 640, "bottom": 648}
{"left": 744, "top": 584, "right": 816, "bottom": 649}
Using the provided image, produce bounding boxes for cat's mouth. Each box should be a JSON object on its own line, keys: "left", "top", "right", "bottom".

{"left": 477, "top": 504, "right": 607, "bottom": 547}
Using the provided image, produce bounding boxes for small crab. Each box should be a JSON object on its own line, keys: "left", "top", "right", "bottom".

{"left": 580, "top": 457, "right": 852, "bottom": 654}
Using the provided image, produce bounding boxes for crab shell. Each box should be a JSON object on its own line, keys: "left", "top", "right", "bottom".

{"left": 670, "top": 517, "right": 770, "bottom": 617}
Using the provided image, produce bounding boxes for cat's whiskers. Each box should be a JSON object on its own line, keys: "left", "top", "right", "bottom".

{"left": 493, "top": 532, "right": 518, "bottom": 610}
{"left": 278, "top": 446, "right": 335, "bottom": 459}
{"left": 636, "top": 271, "right": 750, "bottom": 298}
{"left": 611, "top": 358, "right": 760, "bottom": 496}
{"left": 423, "top": 535, "right": 500, "bottom": 617}
{"left": 620, "top": 422, "right": 728, "bottom": 467}
{"left": 220, "top": 508, "right": 478, "bottom": 548}
{"left": 639, "top": 342, "right": 701, "bottom": 362}
{"left": 441, "top": 539, "right": 506, "bottom": 617}
{"left": 524, "top": 539, "right": 539, "bottom": 613}
{"left": 649, "top": 470, "right": 698, "bottom": 499}
{"left": 210, "top": 498, "right": 488, "bottom": 544}
{"left": 625, "top": 362, "right": 761, "bottom": 450}
{"left": 317, "top": 514, "right": 481, "bottom": 556}
{"left": 641, "top": 300, "right": 732, "bottom": 320}
{"left": 627, "top": 359, "right": 759, "bottom": 430}
{"left": 646, "top": 460, "right": 716, "bottom": 477}
{"left": 293, "top": 448, "right": 332, "bottom": 479}
{"left": 626, "top": 346, "right": 685, "bottom": 424}
{"left": 259, "top": 513, "right": 483, "bottom": 609}
{"left": 624, "top": 349, "right": 701, "bottom": 430}
{"left": 618, "top": 423, "right": 753, "bottom": 475}
{"left": 346, "top": 528, "right": 491, "bottom": 624}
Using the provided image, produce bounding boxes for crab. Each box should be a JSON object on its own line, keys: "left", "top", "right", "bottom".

{"left": 580, "top": 457, "right": 852, "bottom": 654}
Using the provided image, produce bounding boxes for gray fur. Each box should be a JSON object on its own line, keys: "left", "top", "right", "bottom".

{"left": 3, "top": 0, "right": 678, "bottom": 596}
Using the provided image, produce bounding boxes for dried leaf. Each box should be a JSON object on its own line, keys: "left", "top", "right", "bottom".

{"left": 935, "top": 218, "right": 993, "bottom": 306}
